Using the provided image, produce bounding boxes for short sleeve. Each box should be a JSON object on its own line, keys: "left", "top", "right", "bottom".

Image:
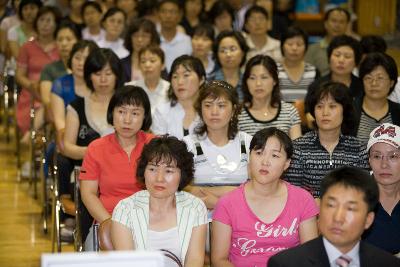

{"left": 192, "top": 197, "right": 208, "bottom": 226}
{"left": 358, "top": 145, "right": 369, "bottom": 170}
{"left": 112, "top": 199, "right": 132, "bottom": 228}
{"left": 285, "top": 144, "right": 304, "bottom": 186}
{"left": 17, "top": 42, "right": 29, "bottom": 69}
{"left": 79, "top": 142, "right": 101, "bottom": 181}
{"left": 40, "top": 63, "right": 52, "bottom": 81}
{"left": 288, "top": 104, "right": 301, "bottom": 126}
{"left": 7, "top": 26, "right": 17, "bottom": 41}
{"left": 212, "top": 195, "right": 233, "bottom": 226}
{"left": 151, "top": 105, "right": 168, "bottom": 135}
{"left": 297, "top": 188, "right": 319, "bottom": 222}
{"left": 51, "top": 77, "right": 64, "bottom": 97}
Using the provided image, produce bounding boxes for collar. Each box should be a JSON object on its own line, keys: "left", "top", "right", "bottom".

{"left": 309, "top": 131, "right": 345, "bottom": 145}
{"left": 323, "top": 237, "right": 360, "bottom": 266}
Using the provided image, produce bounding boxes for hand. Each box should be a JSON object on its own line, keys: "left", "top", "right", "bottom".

{"left": 29, "top": 81, "right": 41, "bottom": 101}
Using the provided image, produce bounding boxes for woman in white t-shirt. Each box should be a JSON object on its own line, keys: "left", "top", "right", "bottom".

{"left": 183, "top": 80, "right": 252, "bottom": 210}
{"left": 152, "top": 55, "right": 205, "bottom": 139}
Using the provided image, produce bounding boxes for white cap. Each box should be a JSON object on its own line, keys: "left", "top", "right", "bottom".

{"left": 367, "top": 123, "right": 400, "bottom": 151}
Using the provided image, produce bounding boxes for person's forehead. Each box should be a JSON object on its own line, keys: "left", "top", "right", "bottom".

{"left": 328, "top": 10, "right": 348, "bottom": 21}
{"left": 323, "top": 184, "right": 366, "bottom": 204}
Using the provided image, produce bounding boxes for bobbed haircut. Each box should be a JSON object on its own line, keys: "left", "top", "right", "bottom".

{"left": 250, "top": 127, "right": 293, "bottom": 159}
{"left": 327, "top": 35, "right": 362, "bottom": 66}
{"left": 18, "top": 0, "right": 42, "bottom": 20}
{"left": 107, "top": 85, "right": 152, "bottom": 131}
{"left": 55, "top": 20, "right": 81, "bottom": 41}
{"left": 242, "top": 55, "right": 280, "bottom": 108}
{"left": 136, "top": 135, "right": 195, "bottom": 191}
{"left": 192, "top": 23, "right": 215, "bottom": 41}
{"left": 81, "top": 1, "right": 102, "bottom": 17}
{"left": 68, "top": 40, "right": 98, "bottom": 69}
{"left": 360, "top": 35, "right": 387, "bottom": 54}
{"left": 280, "top": 26, "right": 309, "bottom": 56}
{"left": 208, "top": 0, "right": 234, "bottom": 25}
{"left": 34, "top": 6, "right": 62, "bottom": 34}
{"left": 101, "top": 7, "right": 126, "bottom": 24}
{"left": 138, "top": 44, "right": 165, "bottom": 64}
{"left": 307, "top": 81, "right": 356, "bottom": 136}
{"left": 243, "top": 5, "right": 269, "bottom": 33}
{"left": 213, "top": 30, "right": 249, "bottom": 67}
{"left": 124, "top": 18, "right": 160, "bottom": 53}
{"left": 321, "top": 166, "right": 379, "bottom": 212}
{"left": 359, "top": 52, "right": 398, "bottom": 95}
{"left": 194, "top": 80, "right": 241, "bottom": 140}
{"left": 168, "top": 55, "right": 206, "bottom": 106}
{"left": 84, "top": 48, "right": 123, "bottom": 92}
{"left": 157, "top": 0, "right": 182, "bottom": 10}
{"left": 324, "top": 7, "right": 350, "bottom": 22}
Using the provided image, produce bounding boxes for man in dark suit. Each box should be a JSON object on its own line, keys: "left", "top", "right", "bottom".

{"left": 269, "top": 166, "right": 400, "bottom": 267}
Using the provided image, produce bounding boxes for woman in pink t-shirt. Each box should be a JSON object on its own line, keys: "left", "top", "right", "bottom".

{"left": 212, "top": 127, "right": 319, "bottom": 267}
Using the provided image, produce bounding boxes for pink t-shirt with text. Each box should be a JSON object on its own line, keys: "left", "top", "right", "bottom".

{"left": 213, "top": 181, "right": 319, "bottom": 267}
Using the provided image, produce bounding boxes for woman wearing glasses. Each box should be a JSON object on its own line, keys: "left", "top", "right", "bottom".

{"left": 355, "top": 53, "right": 400, "bottom": 145}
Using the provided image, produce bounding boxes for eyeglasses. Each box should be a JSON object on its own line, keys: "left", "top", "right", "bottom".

{"left": 363, "top": 76, "right": 389, "bottom": 85}
{"left": 218, "top": 46, "right": 239, "bottom": 54}
{"left": 370, "top": 151, "right": 400, "bottom": 163}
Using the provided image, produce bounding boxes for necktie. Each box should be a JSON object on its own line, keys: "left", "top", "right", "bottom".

{"left": 335, "top": 255, "right": 352, "bottom": 267}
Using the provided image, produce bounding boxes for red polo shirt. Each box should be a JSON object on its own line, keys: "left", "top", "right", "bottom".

{"left": 80, "top": 131, "right": 154, "bottom": 214}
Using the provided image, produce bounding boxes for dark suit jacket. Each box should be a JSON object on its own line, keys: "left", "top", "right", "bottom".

{"left": 268, "top": 237, "right": 400, "bottom": 267}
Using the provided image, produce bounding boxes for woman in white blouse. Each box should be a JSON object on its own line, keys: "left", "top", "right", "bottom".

{"left": 151, "top": 55, "right": 205, "bottom": 139}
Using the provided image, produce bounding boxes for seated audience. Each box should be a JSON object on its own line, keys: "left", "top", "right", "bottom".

{"left": 210, "top": 30, "right": 248, "bottom": 101}
{"left": 304, "top": 7, "right": 350, "bottom": 76}
{"left": 363, "top": 123, "right": 400, "bottom": 255}
{"left": 191, "top": 23, "right": 216, "bottom": 79}
{"left": 98, "top": 7, "right": 129, "bottom": 59}
{"left": 80, "top": 85, "right": 154, "bottom": 250}
{"left": 355, "top": 53, "right": 400, "bottom": 145}
{"left": 212, "top": 127, "right": 319, "bottom": 266}
{"left": 286, "top": 82, "right": 368, "bottom": 198}
{"left": 111, "top": 136, "right": 207, "bottom": 267}
{"left": 152, "top": 55, "right": 205, "bottom": 139}
{"left": 269, "top": 166, "right": 400, "bottom": 267}
{"left": 126, "top": 45, "right": 169, "bottom": 113}
{"left": 183, "top": 80, "right": 252, "bottom": 210}
{"left": 238, "top": 55, "right": 302, "bottom": 139}
{"left": 81, "top": 1, "right": 105, "bottom": 45}
{"left": 278, "top": 26, "right": 318, "bottom": 103}
{"left": 243, "top": 5, "right": 282, "bottom": 63}
{"left": 157, "top": 0, "right": 192, "bottom": 73}
{"left": 122, "top": 18, "right": 160, "bottom": 83}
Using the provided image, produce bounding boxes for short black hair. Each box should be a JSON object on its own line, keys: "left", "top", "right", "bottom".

{"left": 324, "top": 7, "right": 350, "bottom": 22}
{"left": 55, "top": 20, "right": 81, "bottom": 41}
{"left": 68, "top": 40, "right": 98, "bottom": 69}
{"left": 18, "top": 0, "right": 42, "bottom": 20}
{"left": 213, "top": 30, "right": 249, "bottom": 67}
{"left": 242, "top": 55, "right": 280, "bottom": 108}
{"left": 327, "top": 35, "right": 362, "bottom": 66}
{"left": 360, "top": 35, "right": 387, "bottom": 55}
{"left": 359, "top": 52, "right": 398, "bottom": 95}
{"left": 250, "top": 127, "right": 293, "bottom": 159}
{"left": 136, "top": 135, "right": 195, "bottom": 191}
{"left": 101, "top": 6, "right": 126, "bottom": 24}
{"left": 321, "top": 166, "right": 379, "bottom": 212}
{"left": 195, "top": 80, "right": 241, "bottom": 140}
{"left": 157, "top": 0, "right": 182, "bottom": 10}
{"left": 84, "top": 48, "right": 123, "bottom": 91}
{"left": 280, "top": 26, "right": 309, "bottom": 56}
{"left": 124, "top": 18, "right": 160, "bottom": 53}
{"left": 243, "top": 5, "right": 269, "bottom": 33}
{"left": 192, "top": 23, "right": 215, "bottom": 41}
{"left": 307, "top": 81, "right": 357, "bottom": 136}
{"left": 81, "top": 1, "right": 102, "bottom": 17}
{"left": 168, "top": 55, "right": 206, "bottom": 105}
{"left": 107, "top": 85, "right": 152, "bottom": 131}
{"left": 34, "top": 6, "right": 62, "bottom": 34}
{"left": 208, "top": 0, "right": 234, "bottom": 25}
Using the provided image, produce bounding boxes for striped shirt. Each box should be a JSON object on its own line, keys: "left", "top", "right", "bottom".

{"left": 357, "top": 110, "right": 393, "bottom": 147}
{"left": 285, "top": 131, "right": 369, "bottom": 198}
{"left": 238, "top": 101, "right": 301, "bottom": 136}
{"left": 278, "top": 62, "right": 318, "bottom": 102}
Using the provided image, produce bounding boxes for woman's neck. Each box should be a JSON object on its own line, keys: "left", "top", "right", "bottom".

{"left": 363, "top": 97, "right": 388, "bottom": 110}
{"left": 331, "top": 72, "right": 352, "bottom": 87}
{"left": 247, "top": 178, "right": 284, "bottom": 199}
{"left": 207, "top": 129, "right": 229, "bottom": 146}
{"left": 186, "top": 13, "right": 199, "bottom": 26}
{"left": 179, "top": 97, "right": 195, "bottom": 111}
{"left": 222, "top": 67, "right": 239, "bottom": 80}
{"left": 380, "top": 183, "right": 400, "bottom": 200}
{"left": 88, "top": 25, "right": 101, "bottom": 35}
{"left": 92, "top": 90, "right": 114, "bottom": 102}
{"left": 116, "top": 132, "right": 137, "bottom": 152}
{"left": 37, "top": 34, "right": 53, "bottom": 44}
{"left": 144, "top": 76, "right": 160, "bottom": 91}
{"left": 161, "top": 27, "right": 177, "bottom": 42}
{"left": 283, "top": 58, "right": 303, "bottom": 68}
{"left": 250, "top": 34, "right": 267, "bottom": 49}
{"left": 251, "top": 96, "right": 271, "bottom": 109}
{"left": 21, "top": 22, "right": 35, "bottom": 34}
{"left": 105, "top": 33, "right": 118, "bottom": 42}
{"left": 149, "top": 194, "right": 176, "bottom": 213}
{"left": 318, "top": 128, "right": 340, "bottom": 146}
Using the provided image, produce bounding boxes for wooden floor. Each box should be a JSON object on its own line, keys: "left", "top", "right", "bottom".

{"left": 0, "top": 128, "right": 72, "bottom": 267}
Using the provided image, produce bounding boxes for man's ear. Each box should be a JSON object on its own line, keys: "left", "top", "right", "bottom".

{"left": 364, "top": 211, "right": 375, "bottom": 230}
